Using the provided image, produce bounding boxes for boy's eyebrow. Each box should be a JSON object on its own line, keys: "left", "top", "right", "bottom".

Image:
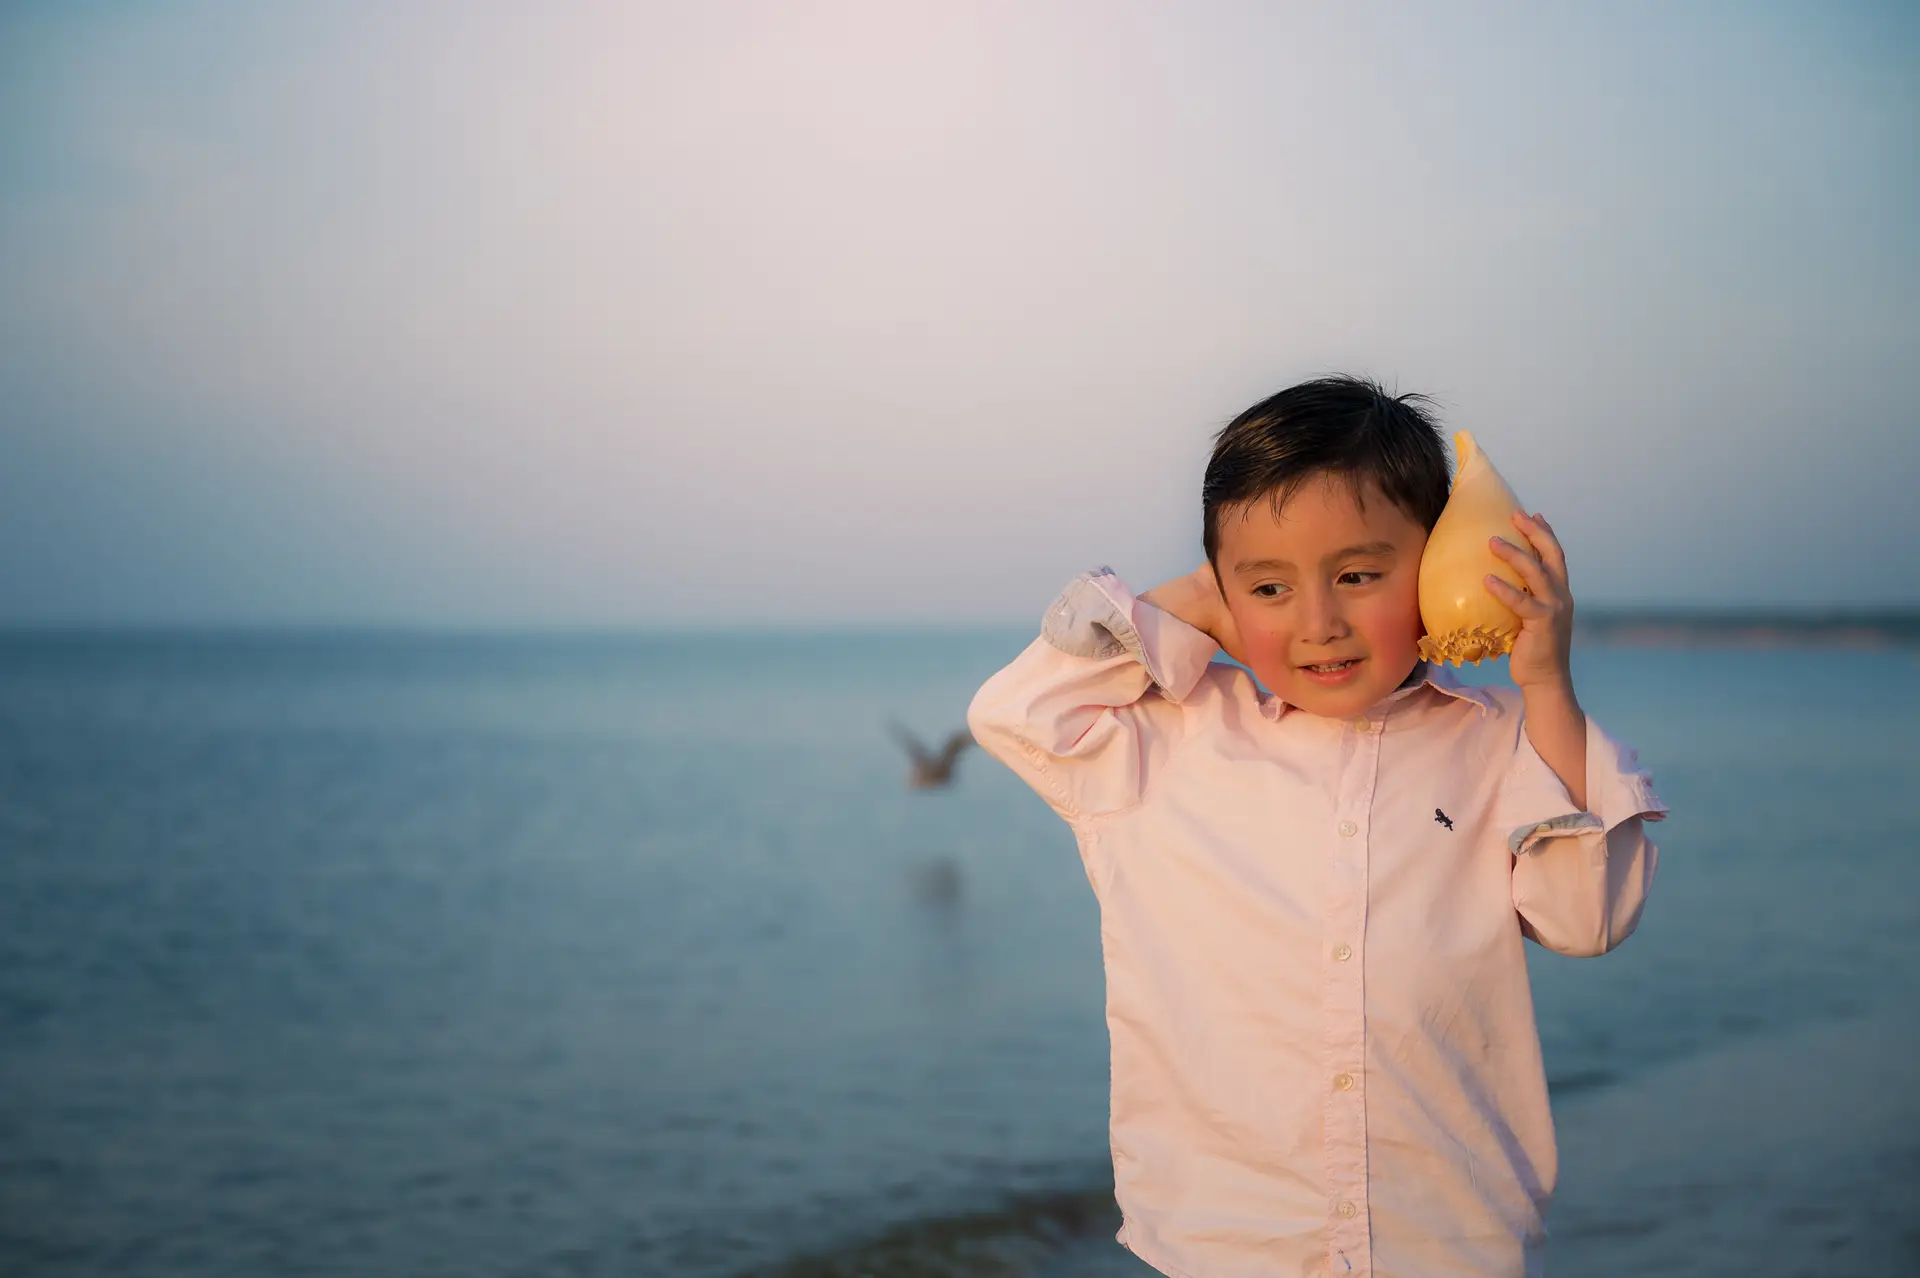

{"left": 1232, "top": 542, "right": 1400, "bottom": 575}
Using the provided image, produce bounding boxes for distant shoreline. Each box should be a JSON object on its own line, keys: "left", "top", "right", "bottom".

{"left": 1575, "top": 610, "right": 1920, "bottom": 650}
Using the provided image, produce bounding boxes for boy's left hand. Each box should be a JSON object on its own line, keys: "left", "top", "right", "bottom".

{"left": 1485, "top": 511, "right": 1576, "bottom": 694}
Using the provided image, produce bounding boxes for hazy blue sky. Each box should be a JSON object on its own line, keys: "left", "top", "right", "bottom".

{"left": 2, "top": 2, "right": 1915, "bottom": 627}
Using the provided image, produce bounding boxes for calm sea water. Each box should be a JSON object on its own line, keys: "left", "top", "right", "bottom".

{"left": 1, "top": 633, "right": 1916, "bottom": 1276}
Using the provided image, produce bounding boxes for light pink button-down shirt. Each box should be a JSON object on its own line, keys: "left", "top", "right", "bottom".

{"left": 968, "top": 569, "right": 1667, "bottom": 1278}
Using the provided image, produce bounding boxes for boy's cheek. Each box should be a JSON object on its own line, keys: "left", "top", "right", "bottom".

{"left": 1355, "top": 589, "right": 1425, "bottom": 656}
{"left": 1237, "top": 627, "right": 1295, "bottom": 684}
{"left": 1225, "top": 608, "right": 1321, "bottom": 691}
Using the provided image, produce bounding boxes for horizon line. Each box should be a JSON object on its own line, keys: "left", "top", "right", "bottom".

{"left": 3, "top": 604, "right": 1919, "bottom": 639}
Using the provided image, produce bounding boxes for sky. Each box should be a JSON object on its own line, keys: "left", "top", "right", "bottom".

{"left": 1, "top": 2, "right": 1916, "bottom": 628}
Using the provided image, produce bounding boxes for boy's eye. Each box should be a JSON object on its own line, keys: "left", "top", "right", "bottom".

{"left": 1337, "top": 571, "right": 1381, "bottom": 586}
{"left": 1252, "top": 583, "right": 1288, "bottom": 599}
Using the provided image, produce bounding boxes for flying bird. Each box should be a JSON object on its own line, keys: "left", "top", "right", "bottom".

{"left": 888, "top": 720, "right": 975, "bottom": 790}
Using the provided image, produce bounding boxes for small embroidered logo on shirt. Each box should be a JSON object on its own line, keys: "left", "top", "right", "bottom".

{"left": 1434, "top": 808, "right": 1454, "bottom": 831}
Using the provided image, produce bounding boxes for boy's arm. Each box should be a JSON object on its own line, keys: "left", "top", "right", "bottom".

{"left": 1501, "top": 713, "right": 1667, "bottom": 957}
{"left": 1484, "top": 509, "right": 1665, "bottom": 956}
{"left": 1515, "top": 682, "right": 1588, "bottom": 812}
{"left": 968, "top": 567, "right": 1220, "bottom": 823}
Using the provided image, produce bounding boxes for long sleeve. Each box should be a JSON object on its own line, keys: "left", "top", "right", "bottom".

{"left": 967, "top": 568, "right": 1218, "bottom": 823}
{"left": 1500, "top": 711, "right": 1668, "bottom": 957}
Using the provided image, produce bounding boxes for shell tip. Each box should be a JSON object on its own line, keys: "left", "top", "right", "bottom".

{"left": 1452, "top": 430, "right": 1479, "bottom": 469}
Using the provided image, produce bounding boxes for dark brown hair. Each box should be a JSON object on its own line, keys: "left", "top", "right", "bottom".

{"left": 1202, "top": 374, "right": 1450, "bottom": 566}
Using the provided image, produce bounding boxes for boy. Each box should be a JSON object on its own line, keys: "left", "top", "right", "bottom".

{"left": 968, "top": 376, "right": 1666, "bottom": 1278}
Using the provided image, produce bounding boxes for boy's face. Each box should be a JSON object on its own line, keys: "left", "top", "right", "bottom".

{"left": 1212, "top": 474, "right": 1429, "bottom": 718}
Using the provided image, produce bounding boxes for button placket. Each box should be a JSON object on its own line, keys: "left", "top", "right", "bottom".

{"left": 1324, "top": 707, "right": 1381, "bottom": 1276}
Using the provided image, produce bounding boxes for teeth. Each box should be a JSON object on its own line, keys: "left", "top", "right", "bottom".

{"left": 1307, "top": 660, "right": 1358, "bottom": 672}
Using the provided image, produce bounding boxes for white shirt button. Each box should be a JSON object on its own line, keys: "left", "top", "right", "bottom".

{"left": 1352, "top": 717, "right": 1370, "bottom": 732}
{"left": 1334, "top": 1072, "right": 1355, "bottom": 1091}
{"left": 1338, "top": 820, "right": 1358, "bottom": 837}
{"left": 1333, "top": 943, "right": 1353, "bottom": 962}
{"left": 1337, "top": 1200, "right": 1358, "bottom": 1219}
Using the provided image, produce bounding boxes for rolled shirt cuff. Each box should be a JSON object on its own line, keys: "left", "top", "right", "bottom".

{"left": 1040, "top": 567, "right": 1220, "bottom": 703}
{"left": 1508, "top": 714, "right": 1669, "bottom": 856}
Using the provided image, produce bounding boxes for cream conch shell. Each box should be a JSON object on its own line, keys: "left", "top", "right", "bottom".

{"left": 1417, "top": 431, "right": 1529, "bottom": 665}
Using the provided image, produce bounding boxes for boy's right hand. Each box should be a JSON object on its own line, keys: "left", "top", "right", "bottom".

{"left": 1141, "top": 564, "right": 1248, "bottom": 667}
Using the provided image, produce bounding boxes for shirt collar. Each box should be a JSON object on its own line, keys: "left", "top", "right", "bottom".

{"left": 1260, "top": 659, "right": 1494, "bottom": 720}
{"left": 1406, "top": 659, "right": 1496, "bottom": 714}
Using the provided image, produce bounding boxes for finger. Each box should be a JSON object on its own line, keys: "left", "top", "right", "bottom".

{"left": 1511, "top": 510, "right": 1570, "bottom": 586}
{"left": 1487, "top": 536, "right": 1555, "bottom": 600}
{"left": 1484, "top": 573, "right": 1552, "bottom": 618}
{"left": 1507, "top": 510, "right": 1564, "bottom": 577}
{"left": 1530, "top": 512, "right": 1569, "bottom": 583}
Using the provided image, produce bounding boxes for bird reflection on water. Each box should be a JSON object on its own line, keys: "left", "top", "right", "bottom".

{"left": 908, "top": 858, "right": 963, "bottom": 906}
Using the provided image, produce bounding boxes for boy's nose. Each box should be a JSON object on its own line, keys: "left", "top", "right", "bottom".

{"left": 1298, "top": 591, "right": 1351, "bottom": 646}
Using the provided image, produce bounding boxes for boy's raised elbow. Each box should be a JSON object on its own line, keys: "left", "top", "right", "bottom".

{"left": 966, "top": 674, "right": 1020, "bottom": 765}
{"left": 967, "top": 673, "right": 1053, "bottom": 781}
{"left": 964, "top": 689, "right": 1002, "bottom": 764}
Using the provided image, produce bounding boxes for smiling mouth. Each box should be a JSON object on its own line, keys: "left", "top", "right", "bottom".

{"left": 1302, "top": 659, "right": 1361, "bottom": 673}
